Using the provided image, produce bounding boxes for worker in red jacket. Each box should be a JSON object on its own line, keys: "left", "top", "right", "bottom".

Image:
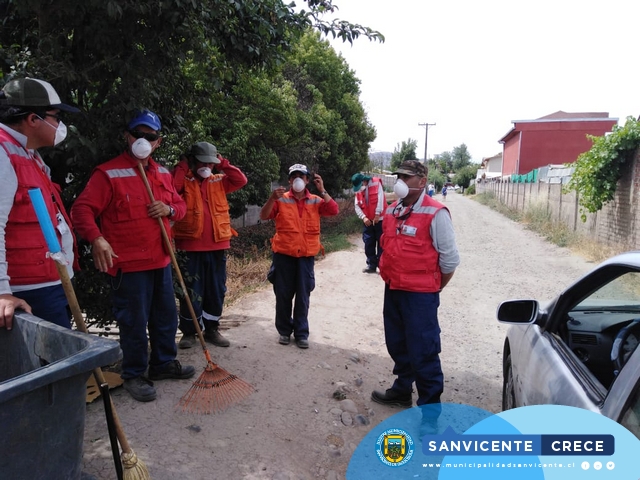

{"left": 0, "top": 77, "right": 80, "bottom": 330}
{"left": 171, "top": 141, "right": 248, "bottom": 349}
{"left": 352, "top": 173, "right": 385, "bottom": 274}
{"left": 71, "top": 110, "right": 195, "bottom": 402}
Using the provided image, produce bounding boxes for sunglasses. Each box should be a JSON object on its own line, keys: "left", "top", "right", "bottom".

{"left": 128, "top": 130, "right": 161, "bottom": 142}
{"left": 43, "top": 113, "right": 63, "bottom": 123}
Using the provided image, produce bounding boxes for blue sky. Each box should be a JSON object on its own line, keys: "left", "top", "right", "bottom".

{"left": 327, "top": 0, "right": 640, "bottom": 162}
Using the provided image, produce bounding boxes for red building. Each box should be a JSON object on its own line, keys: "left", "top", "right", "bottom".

{"left": 499, "top": 111, "right": 617, "bottom": 176}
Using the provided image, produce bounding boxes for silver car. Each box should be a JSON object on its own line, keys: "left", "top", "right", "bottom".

{"left": 497, "top": 251, "right": 640, "bottom": 438}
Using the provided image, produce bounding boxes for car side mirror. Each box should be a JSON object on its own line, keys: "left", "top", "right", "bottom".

{"left": 497, "top": 300, "right": 539, "bottom": 324}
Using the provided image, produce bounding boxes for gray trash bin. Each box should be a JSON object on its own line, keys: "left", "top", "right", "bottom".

{"left": 0, "top": 312, "right": 122, "bottom": 480}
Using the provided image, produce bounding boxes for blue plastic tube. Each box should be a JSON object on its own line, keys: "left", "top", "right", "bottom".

{"left": 28, "top": 188, "right": 62, "bottom": 254}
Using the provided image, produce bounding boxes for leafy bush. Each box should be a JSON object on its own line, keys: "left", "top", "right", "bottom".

{"left": 565, "top": 117, "right": 640, "bottom": 221}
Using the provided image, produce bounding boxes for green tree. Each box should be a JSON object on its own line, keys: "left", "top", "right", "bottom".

{"left": 453, "top": 164, "right": 478, "bottom": 189}
{"left": 452, "top": 144, "right": 472, "bottom": 171}
{"left": 432, "top": 151, "right": 453, "bottom": 173}
{"left": 277, "top": 32, "right": 375, "bottom": 193}
{"left": 0, "top": 0, "right": 383, "bottom": 189}
{"left": 390, "top": 138, "right": 419, "bottom": 171}
{"left": 427, "top": 169, "right": 446, "bottom": 190}
{"left": 0, "top": 0, "right": 382, "bottom": 325}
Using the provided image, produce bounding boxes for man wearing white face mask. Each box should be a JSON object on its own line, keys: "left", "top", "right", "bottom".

{"left": 171, "top": 141, "right": 247, "bottom": 349}
{"left": 372, "top": 160, "right": 459, "bottom": 410}
{"left": 72, "top": 110, "right": 195, "bottom": 402}
{"left": 260, "top": 163, "right": 338, "bottom": 348}
{"left": 0, "top": 77, "right": 81, "bottom": 330}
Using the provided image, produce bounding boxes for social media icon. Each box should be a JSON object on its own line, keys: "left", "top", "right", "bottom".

{"left": 606, "top": 461, "right": 615, "bottom": 470}
{"left": 594, "top": 461, "right": 602, "bottom": 470}
{"left": 581, "top": 461, "right": 590, "bottom": 470}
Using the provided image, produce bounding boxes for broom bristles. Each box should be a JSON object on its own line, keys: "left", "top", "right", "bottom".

{"left": 121, "top": 450, "right": 151, "bottom": 480}
{"left": 178, "top": 362, "right": 254, "bottom": 414}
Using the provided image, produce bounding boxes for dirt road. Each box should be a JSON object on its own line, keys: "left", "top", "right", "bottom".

{"left": 82, "top": 192, "right": 596, "bottom": 479}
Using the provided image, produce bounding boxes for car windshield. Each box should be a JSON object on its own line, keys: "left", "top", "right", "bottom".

{"left": 573, "top": 272, "right": 640, "bottom": 311}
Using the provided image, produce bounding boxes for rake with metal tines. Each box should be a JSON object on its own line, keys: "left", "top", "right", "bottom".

{"left": 136, "top": 162, "right": 253, "bottom": 414}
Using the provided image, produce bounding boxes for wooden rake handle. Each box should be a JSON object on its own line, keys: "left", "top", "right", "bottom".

{"left": 54, "top": 262, "right": 134, "bottom": 454}
{"left": 136, "top": 163, "right": 211, "bottom": 355}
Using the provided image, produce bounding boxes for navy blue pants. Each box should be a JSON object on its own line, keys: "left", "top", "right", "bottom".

{"left": 383, "top": 284, "right": 443, "bottom": 405}
{"left": 362, "top": 221, "right": 383, "bottom": 269}
{"left": 13, "top": 284, "right": 71, "bottom": 329}
{"left": 110, "top": 265, "right": 178, "bottom": 379}
{"left": 272, "top": 252, "right": 315, "bottom": 340}
{"left": 178, "top": 250, "right": 227, "bottom": 335}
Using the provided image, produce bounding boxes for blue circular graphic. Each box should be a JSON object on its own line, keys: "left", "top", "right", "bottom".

{"left": 347, "top": 403, "right": 640, "bottom": 479}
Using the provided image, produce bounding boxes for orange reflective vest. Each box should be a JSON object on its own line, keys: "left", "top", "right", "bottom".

{"left": 1, "top": 129, "right": 78, "bottom": 285}
{"left": 271, "top": 192, "right": 323, "bottom": 257}
{"left": 379, "top": 194, "right": 446, "bottom": 292}
{"left": 355, "top": 177, "right": 382, "bottom": 220}
{"left": 173, "top": 172, "right": 234, "bottom": 242}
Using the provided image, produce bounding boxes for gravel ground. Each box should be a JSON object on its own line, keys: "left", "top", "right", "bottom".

{"left": 82, "top": 192, "right": 596, "bottom": 479}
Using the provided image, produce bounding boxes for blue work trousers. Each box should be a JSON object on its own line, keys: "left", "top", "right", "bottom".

{"left": 383, "top": 284, "right": 443, "bottom": 405}
{"left": 13, "top": 284, "right": 71, "bottom": 329}
{"left": 362, "top": 221, "right": 383, "bottom": 269}
{"left": 110, "top": 265, "right": 178, "bottom": 379}
{"left": 272, "top": 252, "right": 315, "bottom": 340}
{"left": 178, "top": 250, "right": 227, "bottom": 335}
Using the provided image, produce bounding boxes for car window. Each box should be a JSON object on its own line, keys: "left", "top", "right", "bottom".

{"left": 574, "top": 273, "right": 640, "bottom": 310}
{"left": 620, "top": 387, "right": 640, "bottom": 438}
{"left": 565, "top": 272, "right": 640, "bottom": 390}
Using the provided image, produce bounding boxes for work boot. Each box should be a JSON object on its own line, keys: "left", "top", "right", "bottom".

{"left": 279, "top": 335, "right": 291, "bottom": 345}
{"left": 148, "top": 360, "right": 196, "bottom": 380}
{"left": 295, "top": 338, "right": 309, "bottom": 349}
{"left": 178, "top": 334, "right": 196, "bottom": 349}
{"left": 371, "top": 388, "right": 412, "bottom": 407}
{"left": 123, "top": 377, "right": 157, "bottom": 402}
{"left": 204, "top": 328, "right": 230, "bottom": 347}
{"left": 362, "top": 266, "right": 377, "bottom": 274}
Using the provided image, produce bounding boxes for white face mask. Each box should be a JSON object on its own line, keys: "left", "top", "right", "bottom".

{"left": 131, "top": 138, "right": 153, "bottom": 159}
{"left": 38, "top": 117, "right": 68, "bottom": 146}
{"left": 197, "top": 166, "right": 212, "bottom": 178}
{"left": 393, "top": 179, "right": 410, "bottom": 199}
{"left": 292, "top": 177, "right": 306, "bottom": 192}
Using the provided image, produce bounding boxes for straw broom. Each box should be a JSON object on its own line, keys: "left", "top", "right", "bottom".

{"left": 28, "top": 188, "right": 150, "bottom": 480}
{"left": 136, "top": 163, "right": 253, "bottom": 414}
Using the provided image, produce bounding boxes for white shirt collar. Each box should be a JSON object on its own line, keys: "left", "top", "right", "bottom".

{"left": 0, "top": 123, "right": 29, "bottom": 149}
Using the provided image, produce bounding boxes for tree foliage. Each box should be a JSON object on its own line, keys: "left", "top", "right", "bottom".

{"left": 565, "top": 117, "right": 640, "bottom": 222}
{"left": 452, "top": 143, "right": 472, "bottom": 171}
{"left": 0, "top": 0, "right": 382, "bottom": 324}
{"left": 432, "top": 151, "right": 452, "bottom": 173}
{"left": 427, "top": 169, "right": 445, "bottom": 190}
{"left": 453, "top": 164, "right": 477, "bottom": 189}
{"left": 390, "top": 138, "right": 418, "bottom": 171}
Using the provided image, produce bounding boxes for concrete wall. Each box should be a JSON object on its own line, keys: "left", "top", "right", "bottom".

{"left": 476, "top": 149, "right": 640, "bottom": 250}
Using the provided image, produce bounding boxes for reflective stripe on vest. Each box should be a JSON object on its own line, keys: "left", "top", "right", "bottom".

{"left": 379, "top": 195, "right": 445, "bottom": 292}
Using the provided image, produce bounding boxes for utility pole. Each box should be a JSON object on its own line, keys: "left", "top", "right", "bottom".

{"left": 418, "top": 122, "right": 436, "bottom": 162}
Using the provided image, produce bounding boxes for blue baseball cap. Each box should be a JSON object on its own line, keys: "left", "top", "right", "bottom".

{"left": 127, "top": 110, "right": 161, "bottom": 131}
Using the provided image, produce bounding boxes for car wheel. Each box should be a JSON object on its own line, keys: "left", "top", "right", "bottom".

{"left": 502, "top": 354, "right": 516, "bottom": 411}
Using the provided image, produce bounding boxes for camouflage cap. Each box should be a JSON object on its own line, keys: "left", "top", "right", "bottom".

{"left": 393, "top": 160, "right": 427, "bottom": 178}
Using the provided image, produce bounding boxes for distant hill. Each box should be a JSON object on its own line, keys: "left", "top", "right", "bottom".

{"left": 369, "top": 151, "right": 392, "bottom": 170}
